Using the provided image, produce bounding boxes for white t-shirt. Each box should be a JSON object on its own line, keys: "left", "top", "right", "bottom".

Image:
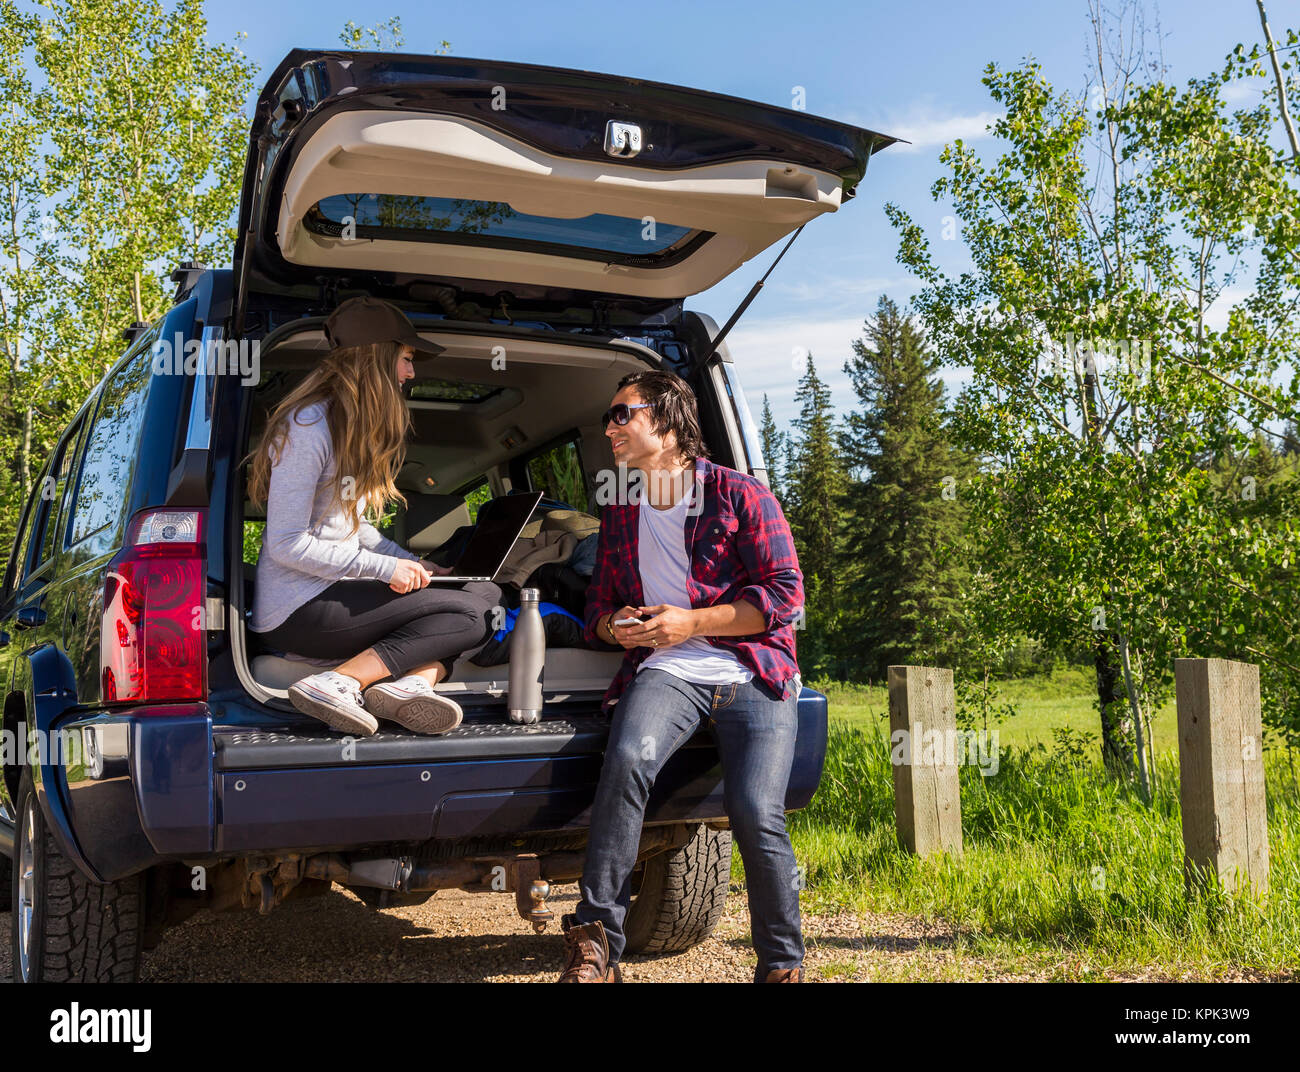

{"left": 635, "top": 482, "right": 753, "bottom": 686}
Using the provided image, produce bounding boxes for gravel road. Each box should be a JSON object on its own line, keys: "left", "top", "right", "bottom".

{"left": 4, "top": 889, "right": 1281, "bottom": 981}
{"left": 1, "top": 882, "right": 986, "bottom": 983}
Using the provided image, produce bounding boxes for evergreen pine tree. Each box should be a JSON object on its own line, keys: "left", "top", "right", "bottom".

{"left": 782, "top": 434, "right": 798, "bottom": 510}
{"left": 1282, "top": 419, "right": 1300, "bottom": 457}
{"left": 758, "top": 393, "right": 787, "bottom": 503}
{"left": 785, "top": 354, "right": 848, "bottom": 675}
{"left": 837, "top": 296, "right": 975, "bottom": 680}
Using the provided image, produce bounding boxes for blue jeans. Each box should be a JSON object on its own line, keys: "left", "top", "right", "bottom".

{"left": 574, "top": 668, "right": 803, "bottom": 973}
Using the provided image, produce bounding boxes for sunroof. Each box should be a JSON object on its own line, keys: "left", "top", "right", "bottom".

{"left": 406, "top": 378, "right": 502, "bottom": 403}
{"left": 305, "top": 194, "right": 707, "bottom": 265}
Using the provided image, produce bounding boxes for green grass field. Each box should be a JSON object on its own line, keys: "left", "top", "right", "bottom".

{"left": 808, "top": 665, "right": 1183, "bottom": 757}
{"left": 730, "top": 666, "right": 1300, "bottom": 980}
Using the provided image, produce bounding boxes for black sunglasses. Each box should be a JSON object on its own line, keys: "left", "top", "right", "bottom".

{"left": 602, "top": 402, "right": 652, "bottom": 427}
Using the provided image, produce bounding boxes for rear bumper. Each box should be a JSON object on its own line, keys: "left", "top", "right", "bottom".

{"left": 51, "top": 706, "right": 214, "bottom": 881}
{"left": 213, "top": 735, "right": 721, "bottom": 852}
{"left": 48, "top": 689, "right": 828, "bottom": 881}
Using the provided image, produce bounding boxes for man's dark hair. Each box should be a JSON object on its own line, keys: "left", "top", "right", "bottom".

{"left": 616, "top": 370, "right": 710, "bottom": 462}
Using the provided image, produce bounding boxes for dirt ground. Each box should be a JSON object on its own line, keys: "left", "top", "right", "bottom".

{"left": 1, "top": 882, "right": 1001, "bottom": 983}
{"left": 6, "top": 884, "right": 1282, "bottom": 981}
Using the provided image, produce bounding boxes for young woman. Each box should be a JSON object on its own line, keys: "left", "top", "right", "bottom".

{"left": 246, "top": 296, "right": 500, "bottom": 738}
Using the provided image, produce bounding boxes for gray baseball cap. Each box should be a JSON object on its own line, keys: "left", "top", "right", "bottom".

{"left": 324, "top": 296, "right": 446, "bottom": 355}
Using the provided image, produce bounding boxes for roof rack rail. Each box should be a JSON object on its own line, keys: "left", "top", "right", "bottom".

{"left": 171, "top": 260, "right": 207, "bottom": 303}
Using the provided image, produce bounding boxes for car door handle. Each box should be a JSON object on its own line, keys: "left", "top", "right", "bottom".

{"left": 15, "top": 606, "right": 46, "bottom": 629}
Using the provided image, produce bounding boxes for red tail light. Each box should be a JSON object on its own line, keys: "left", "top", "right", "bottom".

{"left": 101, "top": 509, "right": 207, "bottom": 705}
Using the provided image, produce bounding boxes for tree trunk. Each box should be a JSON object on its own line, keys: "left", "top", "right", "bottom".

{"left": 20, "top": 404, "right": 32, "bottom": 501}
{"left": 1094, "top": 631, "right": 1137, "bottom": 779}
{"left": 1118, "top": 633, "right": 1152, "bottom": 800}
{"left": 1257, "top": 1, "right": 1300, "bottom": 159}
{"left": 1083, "top": 349, "right": 1136, "bottom": 779}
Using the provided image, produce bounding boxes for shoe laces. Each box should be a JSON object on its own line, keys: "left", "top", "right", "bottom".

{"left": 396, "top": 674, "right": 434, "bottom": 694}
{"left": 561, "top": 926, "right": 603, "bottom": 973}
{"left": 323, "top": 672, "right": 365, "bottom": 708}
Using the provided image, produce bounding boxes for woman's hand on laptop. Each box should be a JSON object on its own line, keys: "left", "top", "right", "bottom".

{"left": 390, "top": 559, "right": 433, "bottom": 594}
{"left": 420, "top": 559, "right": 455, "bottom": 576}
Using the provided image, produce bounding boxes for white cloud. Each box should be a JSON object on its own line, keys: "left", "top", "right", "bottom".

{"left": 724, "top": 315, "right": 972, "bottom": 431}
{"left": 1222, "top": 79, "right": 1268, "bottom": 105}
{"left": 878, "top": 109, "right": 1004, "bottom": 153}
{"left": 771, "top": 274, "right": 920, "bottom": 304}
{"left": 1204, "top": 284, "right": 1254, "bottom": 333}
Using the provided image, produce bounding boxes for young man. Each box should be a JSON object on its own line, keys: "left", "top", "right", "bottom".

{"left": 557, "top": 370, "right": 806, "bottom": 983}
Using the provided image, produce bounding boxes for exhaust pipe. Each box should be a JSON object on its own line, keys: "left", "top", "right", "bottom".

{"left": 303, "top": 852, "right": 557, "bottom": 930}
{"left": 304, "top": 853, "right": 487, "bottom": 892}
{"left": 301, "top": 825, "right": 688, "bottom": 931}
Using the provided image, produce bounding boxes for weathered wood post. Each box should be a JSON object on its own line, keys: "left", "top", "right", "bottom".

{"left": 1174, "top": 657, "right": 1269, "bottom": 896}
{"left": 887, "top": 665, "right": 962, "bottom": 856}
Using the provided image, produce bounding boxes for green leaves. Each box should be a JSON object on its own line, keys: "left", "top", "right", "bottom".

{"left": 886, "top": 13, "right": 1300, "bottom": 751}
{"left": 0, "top": 0, "right": 257, "bottom": 550}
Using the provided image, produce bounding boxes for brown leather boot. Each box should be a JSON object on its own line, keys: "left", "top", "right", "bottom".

{"left": 761, "top": 966, "right": 804, "bottom": 982}
{"left": 557, "top": 913, "right": 622, "bottom": 983}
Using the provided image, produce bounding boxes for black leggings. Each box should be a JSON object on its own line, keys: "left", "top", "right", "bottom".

{"left": 252, "top": 580, "right": 503, "bottom": 680}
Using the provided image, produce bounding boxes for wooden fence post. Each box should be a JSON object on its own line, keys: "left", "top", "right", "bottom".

{"left": 887, "top": 665, "right": 962, "bottom": 857}
{"left": 1174, "top": 657, "right": 1269, "bottom": 896}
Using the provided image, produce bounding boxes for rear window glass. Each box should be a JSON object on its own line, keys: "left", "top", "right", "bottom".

{"left": 407, "top": 378, "right": 503, "bottom": 403}
{"left": 462, "top": 479, "right": 492, "bottom": 523}
{"left": 243, "top": 519, "right": 264, "bottom": 567}
{"left": 8, "top": 467, "right": 47, "bottom": 592}
{"left": 526, "top": 437, "right": 590, "bottom": 512}
{"left": 35, "top": 422, "right": 83, "bottom": 568}
{"left": 306, "top": 194, "right": 700, "bottom": 261}
{"left": 69, "top": 348, "right": 153, "bottom": 545}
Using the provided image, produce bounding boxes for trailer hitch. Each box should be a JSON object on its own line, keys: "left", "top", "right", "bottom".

{"left": 510, "top": 856, "right": 554, "bottom": 934}
{"left": 461, "top": 853, "right": 554, "bottom": 932}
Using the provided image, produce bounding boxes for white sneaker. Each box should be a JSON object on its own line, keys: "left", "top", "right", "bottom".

{"left": 287, "top": 671, "right": 378, "bottom": 736}
{"left": 363, "top": 675, "right": 463, "bottom": 735}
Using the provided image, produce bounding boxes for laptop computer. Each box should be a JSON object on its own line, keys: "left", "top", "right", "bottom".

{"left": 423, "top": 490, "right": 544, "bottom": 583}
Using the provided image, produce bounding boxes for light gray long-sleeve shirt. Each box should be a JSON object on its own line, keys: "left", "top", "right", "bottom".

{"left": 248, "top": 400, "right": 422, "bottom": 633}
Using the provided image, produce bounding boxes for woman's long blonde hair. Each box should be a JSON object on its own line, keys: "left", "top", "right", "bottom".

{"left": 246, "top": 341, "right": 410, "bottom": 534}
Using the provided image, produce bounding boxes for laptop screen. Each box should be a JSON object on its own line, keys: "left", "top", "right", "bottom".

{"left": 453, "top": 491, "right": 544, "bottom": 577}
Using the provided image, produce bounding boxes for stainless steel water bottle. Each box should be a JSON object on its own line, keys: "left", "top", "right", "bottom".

{"left": 508, "top": 587, "right": 545, "bottom": 724}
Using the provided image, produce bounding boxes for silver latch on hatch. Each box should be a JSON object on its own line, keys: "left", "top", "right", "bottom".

{"left": 604, "top": 120, "right": 642, "bottom": 159}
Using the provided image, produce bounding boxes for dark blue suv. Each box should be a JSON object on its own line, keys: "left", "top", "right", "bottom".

{"left": 0, "top": 49, "right": 893, "bottom": 981}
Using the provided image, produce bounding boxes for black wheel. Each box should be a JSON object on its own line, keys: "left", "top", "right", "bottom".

{"left": 10, "top": 769, "right": 143, "bottom": 982}
{"left": 0, "top": 842, "right": 10, "bottom": 913}
{"left": 623, "top": 823, "right": 731, "bottom": 955}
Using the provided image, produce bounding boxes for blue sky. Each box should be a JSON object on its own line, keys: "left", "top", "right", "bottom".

{"left": 205, "top": 0, "right": 1286, "bottom": 430}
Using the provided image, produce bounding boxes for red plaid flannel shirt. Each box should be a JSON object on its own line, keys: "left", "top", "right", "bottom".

{"left": 583, "top": 456, "right": 804, "bottom": 713}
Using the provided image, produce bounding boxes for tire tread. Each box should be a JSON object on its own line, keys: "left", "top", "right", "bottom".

{"left": 12, "top": 773, "right": 142, "bottom": 983}
{"left": 624, "top": 824, "right": 731, "bottom": 955}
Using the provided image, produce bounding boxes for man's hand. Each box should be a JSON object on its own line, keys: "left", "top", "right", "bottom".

{"left": 623, "top": 604, "right": 697, "bottom": 649}
{"left": 606, "top": 606, "right": 647, "bottom": 650}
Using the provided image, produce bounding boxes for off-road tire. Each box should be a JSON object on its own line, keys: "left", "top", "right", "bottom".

{"left": 623, "top": 823, "right": 731, "bottom": 955}
{"left": 10, "top": 769, "right": 143, "bottom": 982}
